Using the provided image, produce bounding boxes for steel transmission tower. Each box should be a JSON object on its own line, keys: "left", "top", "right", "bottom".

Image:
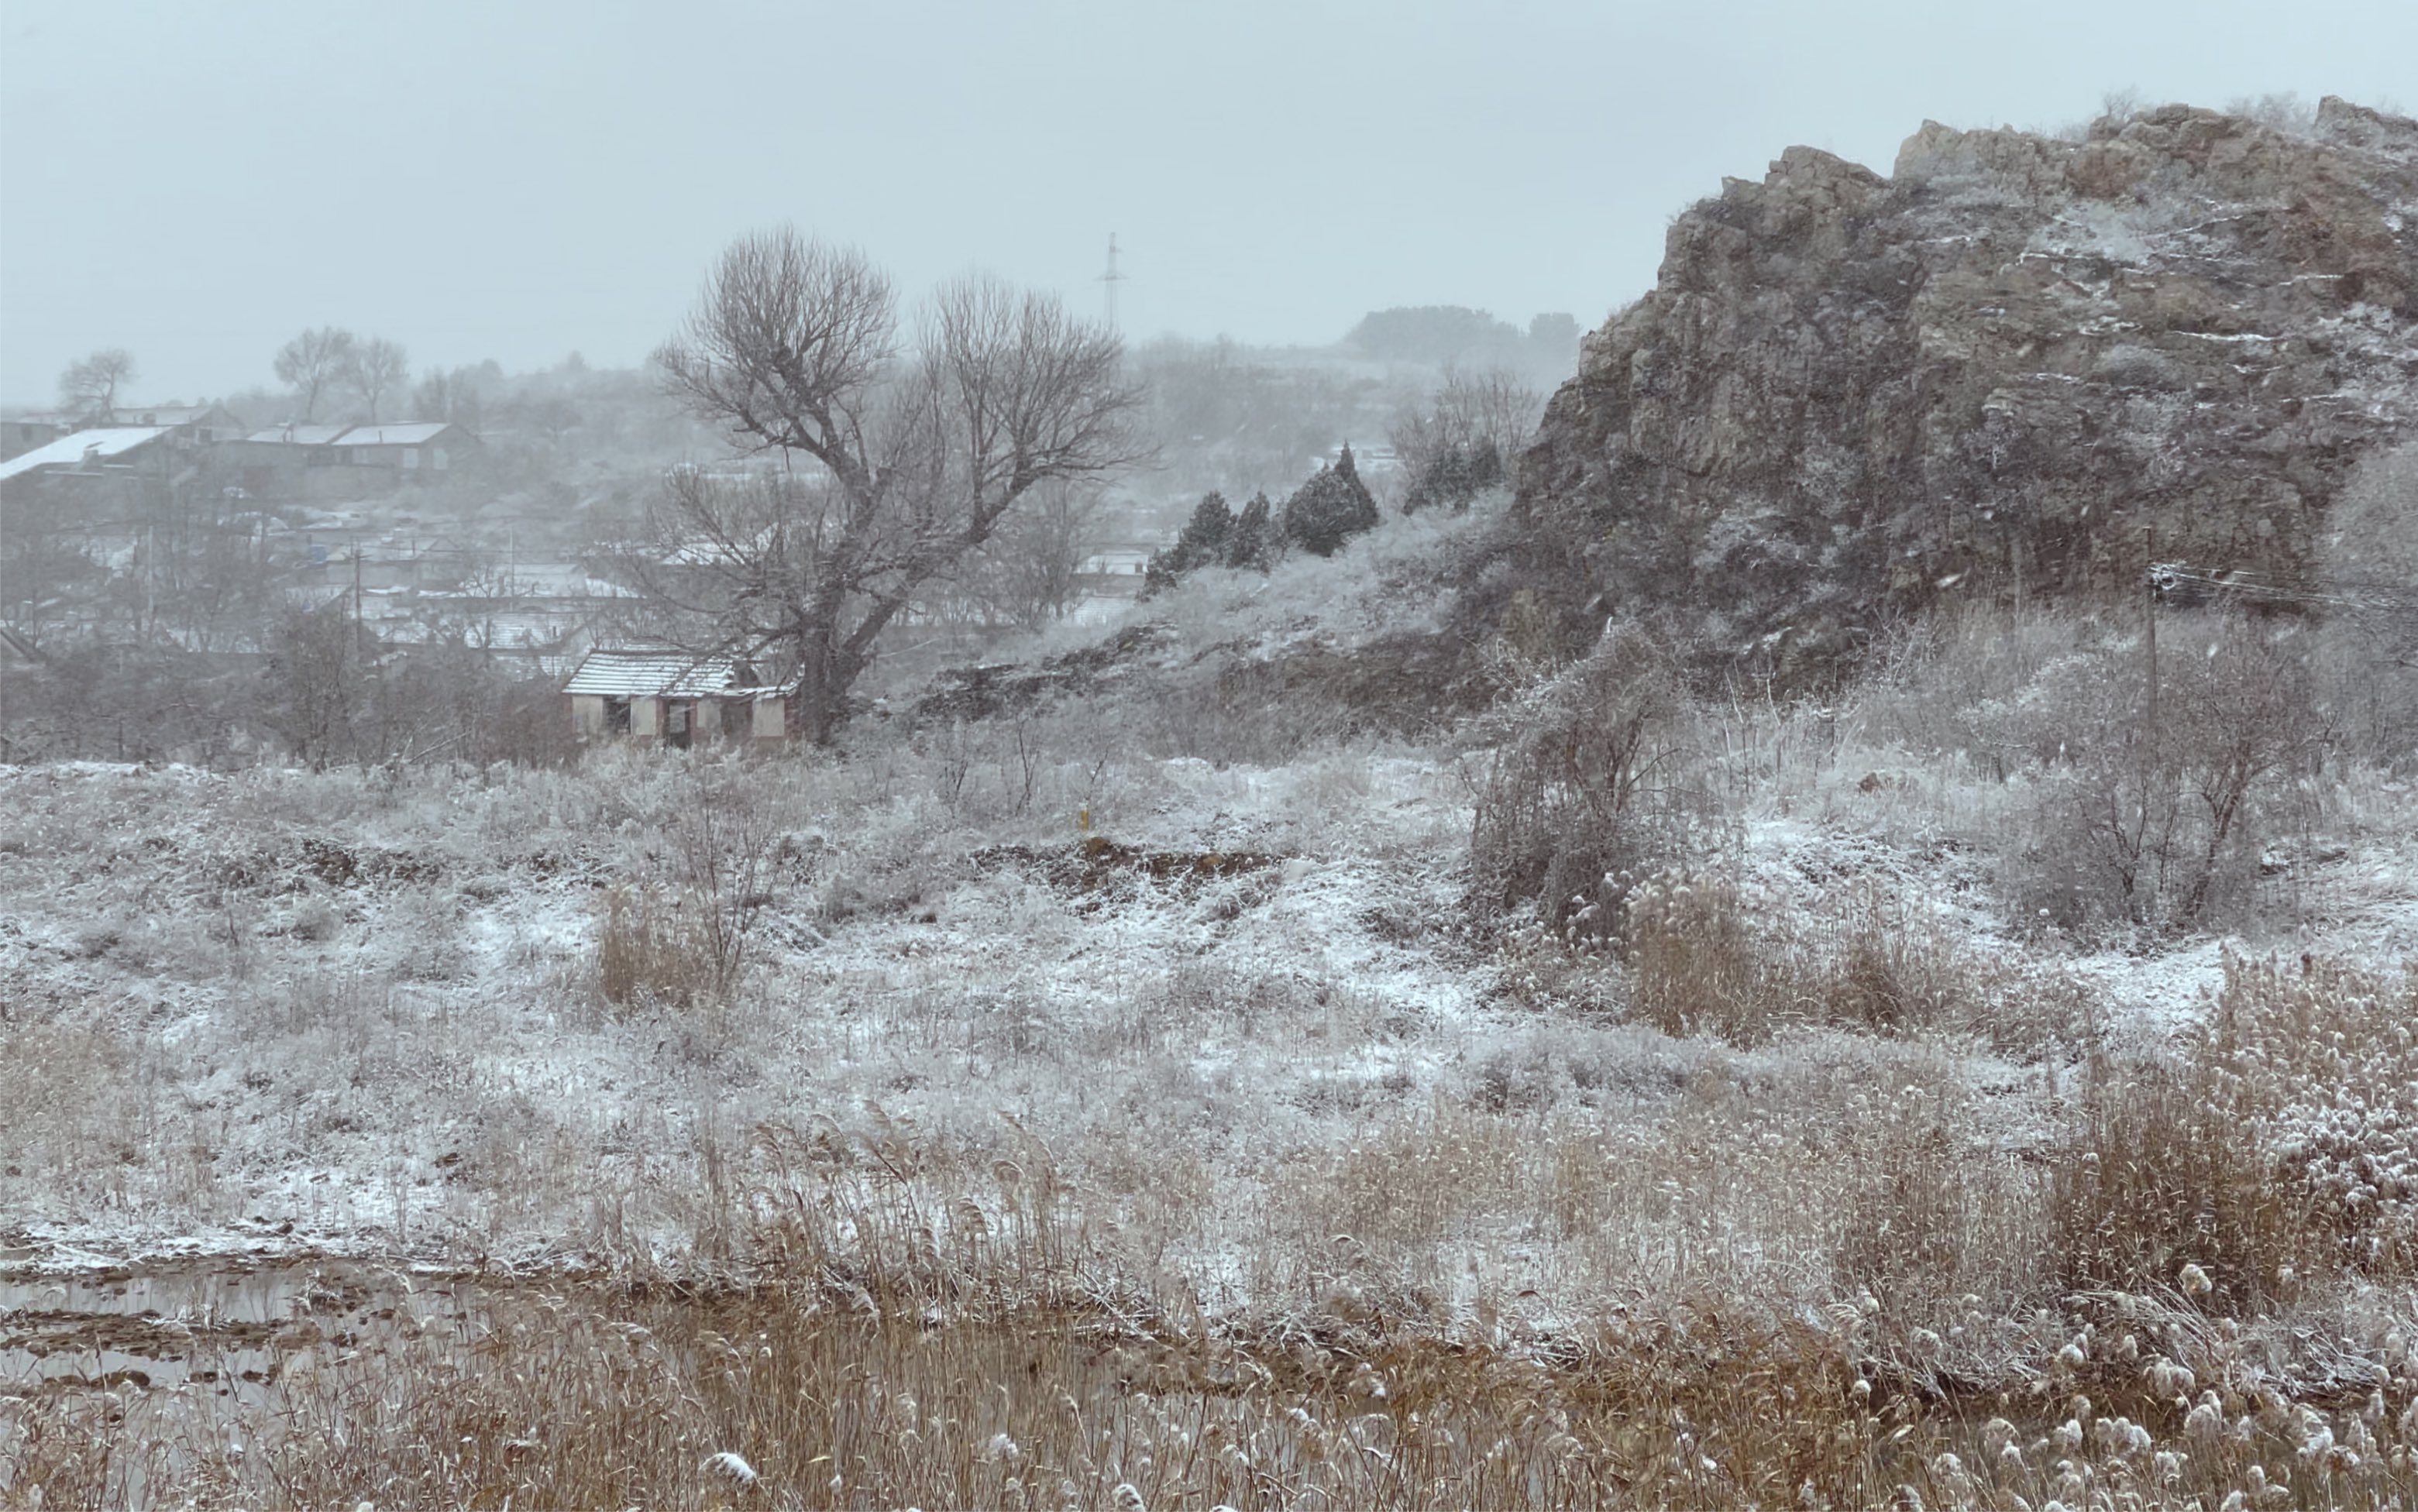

{"left": 1097, "top": 233, "right": 1128, "bottom": 331}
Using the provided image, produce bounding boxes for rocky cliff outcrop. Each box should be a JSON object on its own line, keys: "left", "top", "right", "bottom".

{"left": 1514, "top": 98, "right": 2418, "bottom": 675}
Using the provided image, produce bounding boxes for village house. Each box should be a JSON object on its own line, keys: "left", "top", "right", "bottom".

{"left": 0, "top": 414, "right": 66, "bottom": 461}
{"left": 226, "top": 421, "right": 480, "bottom": 500}
{"left": 0, "top": 426, "right": 177, "bottom": 490}
{"left": 0, "top": 400, "right": 249, "bottom": 463}
{"left": 108, "top": 402, "right": 248, "bottom": 444}
{"left": 562, "top": 647, "right": 800, "bottom": 746}
{"left": 291, "top": 531, "right": 473, "bottom": 592}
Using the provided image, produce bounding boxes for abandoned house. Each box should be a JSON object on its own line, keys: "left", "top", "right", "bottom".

{"left": 562, "top": 647, "right": 798, "bottom": 746}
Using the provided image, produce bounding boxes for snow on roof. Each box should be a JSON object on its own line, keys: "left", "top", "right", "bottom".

{"left": 116, "top": 404, "right": 222, "bottom": 426}
{"left": 241, "top": 425, "right": 352, "bottom": 446}
{"left": 562, "top": 648, "right": 785, "bottom": 699}
{"left": 496, "top": 563, "right": 637, "bottom": 599}
{"left": 338, "top": 423, "right": 455, "bottom": 446}
{"left": 473, "top": 612, "right": 588, "bottom": 648}
{"left": 238, "top": 423, "right": 458, "bottom": 448}
{"left": 0, "top": 427, "right": 172, "bottom": 482}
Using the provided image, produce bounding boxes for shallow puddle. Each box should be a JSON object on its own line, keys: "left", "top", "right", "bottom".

{"left": 2, "top": 1259, "right": 492, "bottom": 1403}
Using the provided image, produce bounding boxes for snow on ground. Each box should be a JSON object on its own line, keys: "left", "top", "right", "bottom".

{"left": 7, "top": 514, "right": 2416, "bottom": 1341}
{"left": 7, "top": 726, "right": 2412, "bottom": 1337}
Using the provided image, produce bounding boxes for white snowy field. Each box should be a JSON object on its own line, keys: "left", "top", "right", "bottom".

{"left": 3, "top": 586, "right": 2413, "bottom": 1349}
{"left": 9, "top": 524, "right": 2418, "bottom": 1504}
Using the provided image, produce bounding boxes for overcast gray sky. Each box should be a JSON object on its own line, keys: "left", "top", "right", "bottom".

{"left": 2, "top": 0, "right": 2410, "bottom": 407}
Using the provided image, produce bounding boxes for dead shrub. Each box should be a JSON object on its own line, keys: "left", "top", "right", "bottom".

{"left": 2048, "top": 1053, "right": 2309, "bottom": 1313}
{"left": 1817, "top": 888, "right": 1973, "bottom": 1034}
{"left": 1469, "top": 621, "right": 1715, "bottom": 942}
{"left": 1994, "top": 611, "right": 2323, "bottom": 933}
{"left": 2220, "top": 953, "right": 2418, "bottom": 1276}
{"left": 1829, "top": 1073, "right": 2041, "bottom": 1318}
{"left": 2313, "top": 438, "right": 2418, "bottom": 768}
{"left": 1625, "top": 868, "right": 1776, "bottom": 1041}
{"left": 596, "top": 770, "right": 780, "bottom": 1011}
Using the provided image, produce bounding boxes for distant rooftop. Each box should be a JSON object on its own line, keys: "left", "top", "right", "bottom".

{"left": 242, "top": 424, "right": 351, "bottom": 446}
{"left": 563, "top": 647, "right": 793, "bottom": 699}
{"left": 240, "top": 421, "right": 461, "bottom": 447}
{"left": 0, "top": 426, "right": 173, "bottom": 483}
{"left": 339, "top": 422, "right": 456, "bottom": 446}
{"left": 114, "top": 404, "right": 229, "bottom": 428}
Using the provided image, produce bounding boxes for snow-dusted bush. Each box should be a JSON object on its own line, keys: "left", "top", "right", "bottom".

{"left": 596, "top": 886, "right": 724, "bottom": 1011}
{"left": 2223, "top": 954, "right": 2418, "bottom": 1275}
{"left": 594, "top": 768, "right": 783, "bottom": 1009}
{"left": 1624, "top": 868, "right": 1771, "bottom": 1040}
{"left": 1468, "top": 621, "right": 1713, "bottom": 942}
{"left": 2002, "top": 613, "right": 2321, "bottom": 931}
{"left": 1853, "top": 603, "right": 2323, "bottom": 933}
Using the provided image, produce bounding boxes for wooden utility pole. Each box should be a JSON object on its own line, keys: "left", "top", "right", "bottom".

{"left": 2143, "top": 524, "right": 2159, "bottom": 737}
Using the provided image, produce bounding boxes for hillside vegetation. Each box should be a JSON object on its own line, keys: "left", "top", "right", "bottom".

{"left": 9, "top": 98, "right": 2418, "bottom": 1510}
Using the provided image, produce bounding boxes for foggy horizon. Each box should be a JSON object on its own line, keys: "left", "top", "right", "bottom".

{"left": 3, "top": 0, "right": 2412, "bottom": 409}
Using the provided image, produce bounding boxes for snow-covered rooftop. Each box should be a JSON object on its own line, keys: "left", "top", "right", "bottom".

{"left": 241, "top": 425, "right": 351, "bottom": 447}
{"left": 562, "top": 648, "right": 786, "bottom": 698}
{"left": 0, "top": 427, "right": 173, "bottom": 482}
{"left": 338, "top": 423, "right": 455, "bottom": 447}
{"left": 239, "top": 422, "right": 459, "bottom": 448}
{"left": 115, "top": 404, "right": 225, "bottom": 427}
{"left": 474, "top": 612, "right": 590, "bottom": 648}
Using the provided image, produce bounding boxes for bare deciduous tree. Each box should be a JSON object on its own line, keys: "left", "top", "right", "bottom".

{"left": 346, "top": 337, "right": 410, "bottom": 424}
{"left": 273, "top": 327, "right": 357, "bottom": 422}
{"left": 1388, "top": 365, "right": 1543, "bottom": 510}
{"left": 964, "top": 482, "right": 1102, "bottom": 631}
{"left": 2316, "top": 439, "right": 2418, "bottom": 763}
{"left": 57, "top": 349, "right": 136, "bottom": 421}
{"left": 648, "top": 227, "right": 1144, "bottom": 741}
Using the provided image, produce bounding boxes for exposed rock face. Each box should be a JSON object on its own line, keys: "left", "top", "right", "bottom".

{"left": 1515, "top": 98, "right": 2418, "bottom": 675}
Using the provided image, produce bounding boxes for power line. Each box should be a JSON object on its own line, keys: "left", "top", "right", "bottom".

{"left": 2149, "top": 561, "right": 2418, "bottom": 614}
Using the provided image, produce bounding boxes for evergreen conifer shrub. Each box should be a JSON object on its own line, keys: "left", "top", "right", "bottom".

{"left": 1280, "top": 445, "right": 1381, "bottom": 558}
{"left": 1142, "top": 491, "right": 1238, "bottom": 596}
{"left": 1227, "top": 491, "right": 1275, "bottom": 572}
{"left": 1403, "top": 439, "right": 1504, "bottom": 514}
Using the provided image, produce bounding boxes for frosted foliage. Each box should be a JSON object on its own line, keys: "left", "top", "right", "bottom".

{"left": 2220, "top": 955, "right": 2418, "bottom": 1266}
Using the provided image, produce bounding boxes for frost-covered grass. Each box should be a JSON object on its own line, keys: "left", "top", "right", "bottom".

{"left": 8, "top": 562, "right": 2418, "bottom": 1507}
{"left": 5, "top": 744, "right": 2032, "bottom": 1321}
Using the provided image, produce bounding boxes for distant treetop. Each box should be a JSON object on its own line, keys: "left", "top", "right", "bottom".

{"left": 1344, "top": 305, "right": 1584, "bottom": 375}
{"left": 1345, "top": 306, "right": 1523, "bottom": 365}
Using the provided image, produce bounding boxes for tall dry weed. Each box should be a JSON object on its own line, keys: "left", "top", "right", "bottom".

{"left": 597, "top": 886, "right": 727, "bottom": 1009}
{"left": 1622, "top": 868, "right": 1998, "bottom": 1046}
{"left": 2052, "top": 953, "right": 2418, "bottom": 1309}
